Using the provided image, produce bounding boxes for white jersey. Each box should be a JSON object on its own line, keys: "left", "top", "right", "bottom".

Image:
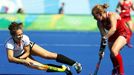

{"left": 5, "top": 34, "right": 30, "bottom": 57}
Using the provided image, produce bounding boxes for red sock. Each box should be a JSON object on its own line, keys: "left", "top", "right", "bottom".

{"left": 115, "top": 53, "right": 124, "bottom": 74}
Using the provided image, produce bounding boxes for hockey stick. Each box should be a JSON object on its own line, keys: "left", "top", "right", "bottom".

{"left": 30, "top": 62, "right": 72, "bottom": 75}
{"left": 92, "top": 55, "right": 103, "bottom": 75}
{"left": 90, "top": 38, "right": 107, "bottom": 75}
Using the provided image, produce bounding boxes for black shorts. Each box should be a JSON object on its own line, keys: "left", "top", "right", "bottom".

{"left": 29, "top": 42, "right": 35, "bottom": 50}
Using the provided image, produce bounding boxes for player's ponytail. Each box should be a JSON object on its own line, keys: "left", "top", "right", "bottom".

{"left": 102, "top": 3, "right": 109, "bottom": 9}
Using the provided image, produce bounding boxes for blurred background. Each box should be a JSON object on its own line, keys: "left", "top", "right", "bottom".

{"left": 0, "top": 0, "right": 123, "bottom": 31}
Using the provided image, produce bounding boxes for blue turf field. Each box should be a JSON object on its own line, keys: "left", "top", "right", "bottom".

{"left": 0, "top": 30, "right": 134, "bottom": 75}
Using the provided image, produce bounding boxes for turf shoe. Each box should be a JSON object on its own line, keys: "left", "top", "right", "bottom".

{"left": 73, "top": 62, "right": 82, "bottom": 73}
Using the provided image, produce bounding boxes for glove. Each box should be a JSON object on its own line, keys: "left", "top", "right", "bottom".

{"left": 99, "top": 36, "right": 107, "bottom": 58}
{"left": 101, "top": 36, "right": 107, "bottom": 46}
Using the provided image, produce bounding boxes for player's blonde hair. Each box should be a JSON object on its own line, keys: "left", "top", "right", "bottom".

{"left": 92, "top": 4, "right": 109, "bottom": 17}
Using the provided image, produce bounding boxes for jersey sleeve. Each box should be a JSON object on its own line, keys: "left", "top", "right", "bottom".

{"left": 23, "top": 35, "right": 30, "bottom": 46}
{"left": 5, "top": 41, "right": 14, "bottom": 50}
